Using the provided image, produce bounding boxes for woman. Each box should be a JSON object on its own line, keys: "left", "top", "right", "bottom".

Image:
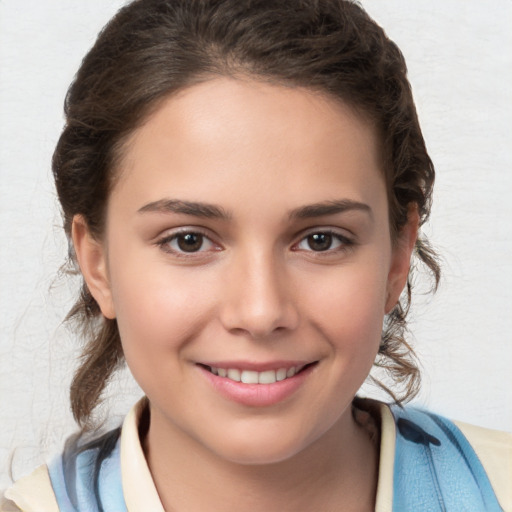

{"left": 3, "top": 1, "right": 511, "bottom": 510}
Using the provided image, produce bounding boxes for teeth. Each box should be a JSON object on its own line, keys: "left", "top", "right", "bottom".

{"left": 227, "top": 369, "right": 241, "bottom": 382}
{"left": 241, "top": 370, "right": 259, "bottom": 384}
{"left": 276, "top": 368, "right": 287, "bottom": 381}
{"left": 259, "top": 370, "right": 277, "bottom": 384}
{"left": 209, "top": 366, "right": 303, "bottom": 384}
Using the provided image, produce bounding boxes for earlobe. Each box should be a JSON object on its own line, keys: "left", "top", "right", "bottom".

{"left": 385, "top": 206, "right": 420, "bottom": 314}
{"left": 71, "top": 215, "right": 116, "bottom": 319}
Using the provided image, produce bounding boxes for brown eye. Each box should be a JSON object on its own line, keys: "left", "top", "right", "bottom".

{"left": 158, "top": 231, "right": 217, "bottom": 255}
{"left": 295, "top": 231, "right": 350, "bottom": 253}
{"left": 306, "top": 233, "right": 333, "bottom": 251}
{"left": 156, "top": 230, "right": 222, "bottom": 261}
{"left": 176, "top": 233, "right": 204, "bottom": 252}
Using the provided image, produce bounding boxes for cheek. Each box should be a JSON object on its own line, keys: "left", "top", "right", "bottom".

{"left": 107, "top": 251, "right": 218, "bottom": 360}
{"left": 301, "top": 263, "right": 388, "bottom": 354}
{"left": 110, "top": 268, "right": 221, "bottom": 402}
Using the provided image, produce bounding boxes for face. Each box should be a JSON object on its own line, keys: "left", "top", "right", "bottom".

{"left": 74, "top": 77, "right": 415, "bottom": 465}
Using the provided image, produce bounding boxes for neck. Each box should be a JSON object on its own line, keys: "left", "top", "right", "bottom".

{"left": 143, "top": 403, "right": 379, "bottom": 512}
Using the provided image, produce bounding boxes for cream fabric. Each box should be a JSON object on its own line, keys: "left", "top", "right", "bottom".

{"left": 121, "top": 400, "right": 165, "bottom": 512}
{"left": 1, "top": 465, "right": 59, "bottom": 512}
{"left": 374, "top": 404, "right": 396, "bottom": 512}
{"left": 455, "top": 420, "right": 512, "bottom": 512}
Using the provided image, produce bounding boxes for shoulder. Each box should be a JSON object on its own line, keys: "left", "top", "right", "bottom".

{"left": 1, "top": 400, "right": 152, "bottom": 512}
{"left": 48, "top": 427, "right": 124, "bottom": 510}
{"left": 390, "top": 404, "right": 512, "bottom": 511}
{"left": 2, "top": 428, "right": 124, "bottom": 512}
{"left": 455, "top": 418, "right": 512, "bottom": 511}
{"left": 2, "top": 465, "right": 59, "bottom": 512}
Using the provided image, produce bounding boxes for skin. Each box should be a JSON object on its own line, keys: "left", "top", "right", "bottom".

{"left": 73, "top": 77, "right": 418, "bottom": 511}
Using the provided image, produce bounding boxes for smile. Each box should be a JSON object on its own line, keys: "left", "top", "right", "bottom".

{"left": 198, "top": 362, "right": 318, "bottom": 407}
{"left": 205, "top": 365, "right": 308, "bottom": 384}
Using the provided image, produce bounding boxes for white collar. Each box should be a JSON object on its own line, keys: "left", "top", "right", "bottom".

{"left": 120, "top": 398, "right": 395, "bottom": 511}
{"left": 120, "top": 399, "right": 165, "bottom": 512}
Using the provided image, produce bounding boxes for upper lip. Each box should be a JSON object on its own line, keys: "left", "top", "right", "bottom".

{"left": 197, "top": 360, "right": 316, "bottom": 372}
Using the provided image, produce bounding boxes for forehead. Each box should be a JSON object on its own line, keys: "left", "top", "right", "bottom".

{"left": 111, "top": 77, "right": 386, "bottom": 219}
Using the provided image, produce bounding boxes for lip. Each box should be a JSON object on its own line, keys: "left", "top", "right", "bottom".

{"left": 197, "top": 361, "right": 317, "bottom": 407}
{"left": 199, "top": 360, "right": 310, "bottom": 372}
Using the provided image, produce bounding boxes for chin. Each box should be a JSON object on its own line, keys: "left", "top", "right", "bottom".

{"left": 218, "top": 442, "right": 303, "bottom": 466}
{"left": 206, "top": 425, "right": 317, "bottom": 466}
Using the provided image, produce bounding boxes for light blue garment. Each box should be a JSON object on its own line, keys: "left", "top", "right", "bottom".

{"left": 47, "top": 407, "right": 503, "bottom": 511}
{"left": 48, "top": 429, "right": 126, "bottom": 512}
{"left": 392, "top": 407, "right": 503, "bottom": 511}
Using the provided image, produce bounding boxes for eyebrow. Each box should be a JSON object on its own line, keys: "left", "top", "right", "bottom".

{"left": 288, "top": 199, "right": 373, "bottom": 220}
{"left": 138, "top": 199, "right": 231, "bottom": 219}
{"left": 137, "top": 198, "right": 372, "bottom": 221}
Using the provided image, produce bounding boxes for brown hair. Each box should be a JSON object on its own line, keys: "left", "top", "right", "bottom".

{"left": 53, "top": 0, "right": 440, "bottom": 428}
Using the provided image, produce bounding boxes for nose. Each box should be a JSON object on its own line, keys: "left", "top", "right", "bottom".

{"left": 219, "top": 249, "right": 299, "bottom": 339}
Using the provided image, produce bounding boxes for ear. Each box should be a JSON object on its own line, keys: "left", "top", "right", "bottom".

{"left": 385, "top": 205, "right": 419, "bottom": 314}
{"left": 72, "top": 215, "right": 116, "bottom": 319}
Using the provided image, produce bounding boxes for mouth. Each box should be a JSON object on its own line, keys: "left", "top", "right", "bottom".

{"left": 198, "top": 362, "right": 317, "bottom": 385}
{"left": 197, "top": 361, "right": 318, "bottom": 406}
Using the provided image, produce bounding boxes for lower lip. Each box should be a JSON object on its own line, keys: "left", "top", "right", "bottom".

{"left": 198, "top": 365, "right": 315, "bottom": 407}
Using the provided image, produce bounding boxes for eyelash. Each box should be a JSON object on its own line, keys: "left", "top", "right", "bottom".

{"left": 156, "top": 228, "right": 354, "bottom": 258}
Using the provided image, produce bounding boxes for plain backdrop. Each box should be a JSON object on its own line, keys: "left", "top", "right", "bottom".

{"left": 1, "top": 0, "right": 511, "bottom": 489}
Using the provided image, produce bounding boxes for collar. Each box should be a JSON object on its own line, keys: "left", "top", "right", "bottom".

{"left": 119, "top": 398, "right": 396, "bottom": 511}
{"left": 120, "top": 399, "right": 165, "bottom": 512}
